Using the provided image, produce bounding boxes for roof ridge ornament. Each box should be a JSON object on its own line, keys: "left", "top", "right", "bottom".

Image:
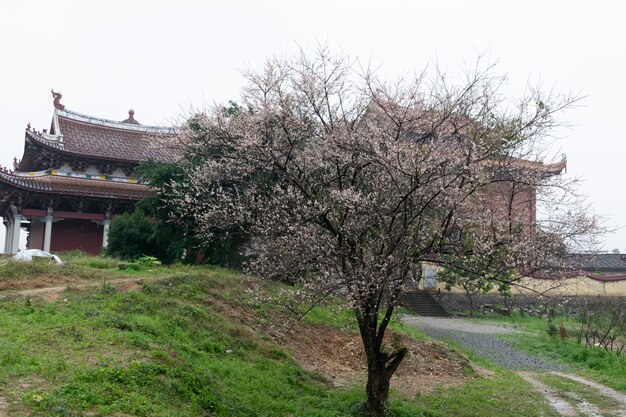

{"left": 121, "top": 108, "right": 141, "bottom": 125}
{"left": 51, "top": 90, "right": 65, "bottom": 110}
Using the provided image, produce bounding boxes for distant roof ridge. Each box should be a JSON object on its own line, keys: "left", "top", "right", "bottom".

{"left": 563, "top": 252, "right": 626, "bottom": 273}
{"left": 58, "top": 108, "right": 180, "bottom": 135}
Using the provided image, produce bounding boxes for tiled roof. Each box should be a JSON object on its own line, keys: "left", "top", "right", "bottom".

{"left": 0, "top": 169, "right": 149, "bottom": 200}
{"left": 565, "top": 254, "right": 626, "bottom": 273}
{"left": 26, "top": 108, "right": 185, "bottom": 164}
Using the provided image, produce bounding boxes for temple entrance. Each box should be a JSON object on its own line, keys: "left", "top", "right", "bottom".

{"left": 50, "top": 218, "right": 103, "bottom": 254}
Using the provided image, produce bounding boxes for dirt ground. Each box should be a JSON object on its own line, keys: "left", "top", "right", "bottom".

{"left": 0, "top": 274, "right": 76, "bottom": 292}
{"left": 284, "top": 323, "right": 476, "bottom": 396}
{"left": 209, "top": 298, "right": 477, "bottom": 397}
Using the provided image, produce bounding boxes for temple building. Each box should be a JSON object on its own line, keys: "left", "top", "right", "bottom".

{"left": 0, "top": 91, "right": 182, "bottom": 255}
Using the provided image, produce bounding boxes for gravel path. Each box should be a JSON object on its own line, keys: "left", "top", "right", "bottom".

{"left": 402, "top": 315, "right": 569, "bottom": 371}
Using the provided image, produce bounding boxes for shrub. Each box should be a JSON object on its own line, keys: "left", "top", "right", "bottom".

{"left": 105, "top": 211, "right": 157, "bottom": 261}
{"left": 137, "top": 256, "right": 162, "bottom": 267}
{"left": 546, "top": 318, "right": 558, "bottom": 337}
{"left": 579, "top": 297, "right": 626, "bottom": 352}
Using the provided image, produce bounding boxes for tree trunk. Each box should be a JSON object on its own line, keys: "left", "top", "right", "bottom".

{"left": 357, "top": 295, "right": 407, "bottom": 416}
{"left": 366, "top": 351, "right": 389, "bottom": 416}
{"left": 467, "top": 292, "right": 475, "bottom": 318}
{"left": 364, "top": 345, "right": 407, "bottom": 416}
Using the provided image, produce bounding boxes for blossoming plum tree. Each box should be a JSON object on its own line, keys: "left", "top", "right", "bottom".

{"left": 172, "top": 48, "right": 599, "bottom": 415}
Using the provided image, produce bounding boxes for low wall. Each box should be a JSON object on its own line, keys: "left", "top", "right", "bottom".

{"left": 438, "top": 292, "right": 626, "bottom": 316}
{"left": 437, "top": 276, "right": 626, "bottom": 297}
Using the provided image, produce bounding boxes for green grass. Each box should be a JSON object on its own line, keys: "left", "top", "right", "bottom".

{"left": 0, "top": 271, "right": 360, "bottom": 416}
{"left": 535, "top": 373, "right": 625, "bottom": 416}
{"left": 305, "top": 301, "right": 358, "bottom": 330}
{"left": 504, "top": 330, "right": 626, "bottom": 391}
{"left": 0, "top": 265, "right": 364, "bottom": 415}
{"left": 413, "top": 371, "right": 560, "bottom": 417}
{"left": 0, "top": 250, "right": 206, "bottom": 283}
{"left": 467, "top": 313, "right": 626, "bottom": 392}
{"left": 0, "top": 255, "right": 566, "bottom": 416}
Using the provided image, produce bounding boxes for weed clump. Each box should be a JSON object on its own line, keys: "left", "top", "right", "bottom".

{"left": 546, "top": 318, "right": 558, "bottom": 337}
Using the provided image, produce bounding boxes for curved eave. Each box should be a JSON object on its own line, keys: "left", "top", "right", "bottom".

{"left": 0, "top": 170, "right": 149, "bottom": 200}
{"left": 17, "top": 130, "right": 64, "bottom": 171}
{"left": 25, "top": 129, "right": 64, "bottom": 150}
{"left": 487, "top": 158, "right": 567, "bottom": 177}
{"left": 541, "top": 160, "right": 567, "bottom": 176}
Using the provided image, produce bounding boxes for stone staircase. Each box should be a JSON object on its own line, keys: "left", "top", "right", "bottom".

{"left": 401, "top": 290, "right": 449, "bottom": 317}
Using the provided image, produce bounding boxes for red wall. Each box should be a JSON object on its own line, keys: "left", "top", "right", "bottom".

{"left": 481, "top": 183, "right": 536, "bottom": 225}
{"left": 50, "top": 219, "right": 103, "bottom": 255}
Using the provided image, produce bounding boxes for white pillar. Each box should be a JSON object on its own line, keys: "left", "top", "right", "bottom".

{"left": 11, "top": 215, "right": 23, "bottom": 254}
{"left": 43, "top": 216, "right": 53, "bottom": 252}
{"left": 43, "top": 207, "right": 54, "bottom": 252}
{"left": 6, "top": 220, "right": 14, "bottom": 254}
{"left": 3, "top": 222, "right": 10, "bottom": 254}
{"left": 102, "top": 219, "right": 111, "bottom": 248}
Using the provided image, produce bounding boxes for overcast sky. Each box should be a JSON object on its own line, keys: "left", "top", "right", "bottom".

{"left": 1, "top": 0, "right": 624, "bottom": 253}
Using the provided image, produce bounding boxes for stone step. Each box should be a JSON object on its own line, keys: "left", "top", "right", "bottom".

{"left": 401, "top": 290, "right": 449, "bottom": 317}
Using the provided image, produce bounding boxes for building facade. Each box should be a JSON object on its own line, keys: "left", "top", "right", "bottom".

{"left": 0, "top": 92, "right": 182, "bottom": 255}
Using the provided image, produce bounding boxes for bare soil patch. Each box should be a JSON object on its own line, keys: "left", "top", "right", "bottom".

{"left": 2, "top": 277, "right": 152, "bottom": 303}
{"left": 0, "top": 275, "right": 75, "bottom": 291}
{"left": 113, "top": 280, "right": 143, "bottom": 292}
{"left": 285, "top": 323, "right": 474, "bottom": 395}
{"left": 210, "top": 299, "right": 476, "bottom": 396}
{"left": 0, "top": 395, "right": 8, "bottom": 417}
{"left": 7, "top": 285, "right": 68, "bottom": 303}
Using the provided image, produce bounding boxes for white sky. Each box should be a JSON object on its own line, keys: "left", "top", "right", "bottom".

{"left": 0, "top": 0, "right": 624, "bottom": 252}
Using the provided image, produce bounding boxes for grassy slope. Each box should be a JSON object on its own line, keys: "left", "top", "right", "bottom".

{"left": 0, "top": 256, "right": 557, "bottom": 416}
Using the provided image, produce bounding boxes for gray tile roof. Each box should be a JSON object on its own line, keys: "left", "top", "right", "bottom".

{"left": 24, "top": 108, "right": 185, "bottom": 164}
{"left": 565, "top": 254, "right": 626, "bottom": 273}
